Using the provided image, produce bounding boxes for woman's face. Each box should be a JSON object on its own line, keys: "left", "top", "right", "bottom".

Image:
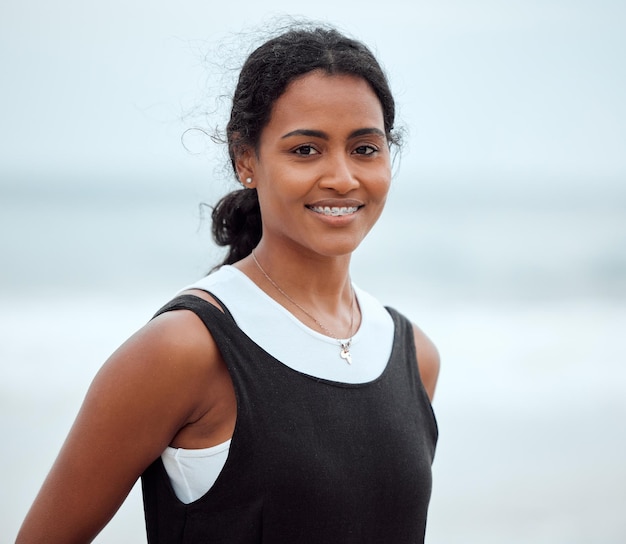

{"left": 241, "top": 71, "right": 392, "bottom": 259}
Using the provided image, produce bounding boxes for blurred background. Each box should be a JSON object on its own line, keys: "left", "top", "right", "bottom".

{"left": 1, "top": 1, "right": 625, "bottom": 542}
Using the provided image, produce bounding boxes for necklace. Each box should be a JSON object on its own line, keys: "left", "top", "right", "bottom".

{"left": 251, "top": 250, "right": 356, "bottom": 364}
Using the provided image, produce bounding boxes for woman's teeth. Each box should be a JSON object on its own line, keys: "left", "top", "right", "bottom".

{"left": 309, "top": 206, "right": 359, "bottom": 216}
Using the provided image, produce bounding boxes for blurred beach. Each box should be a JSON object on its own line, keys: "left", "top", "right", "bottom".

{"left": 1, "top": 174, "right": 625, "bottom": 543}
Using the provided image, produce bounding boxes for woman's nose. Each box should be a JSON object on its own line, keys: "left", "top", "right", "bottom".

{"left": 318, "top": 153, "right": 360, "bottom": 194}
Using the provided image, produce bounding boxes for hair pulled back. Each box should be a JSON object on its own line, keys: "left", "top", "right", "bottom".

{"left": 212, "top": 25, "right": 398, "bottom": 266}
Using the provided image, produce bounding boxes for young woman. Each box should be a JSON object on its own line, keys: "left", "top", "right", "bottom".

{"left": 17, "top": 25, "right": 440, "bottom": 543}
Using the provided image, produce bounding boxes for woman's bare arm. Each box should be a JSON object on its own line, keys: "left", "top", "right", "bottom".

{"left": 16, "top": 309, "right": 229, "bottom": 544}
{"left": 412, "top": 323, "right": 440, "bottom": 401}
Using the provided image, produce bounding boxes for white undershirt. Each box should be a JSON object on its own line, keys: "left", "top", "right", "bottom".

{"left": 161, "top": 266, "right": 395, "bottom": 503}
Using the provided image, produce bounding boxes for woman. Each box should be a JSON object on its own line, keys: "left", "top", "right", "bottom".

{"left": 17, "top": 25, "right": 439, "bottom": 543}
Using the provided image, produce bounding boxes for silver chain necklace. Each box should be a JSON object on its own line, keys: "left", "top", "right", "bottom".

{"left": 251, "top": 250, "right": 356, "bottom": 364}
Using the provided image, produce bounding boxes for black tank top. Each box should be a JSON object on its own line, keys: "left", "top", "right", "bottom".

{"left": 141, "top": 294, "right": 438, "bottom": 543}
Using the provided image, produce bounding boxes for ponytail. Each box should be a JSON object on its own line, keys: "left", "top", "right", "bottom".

{"left": 211, "top": 188, "right": 262, "bottom": 266}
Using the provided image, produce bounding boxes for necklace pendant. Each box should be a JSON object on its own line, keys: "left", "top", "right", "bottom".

{"left": 340, "top": 344, "right": 352, "bottom": 365}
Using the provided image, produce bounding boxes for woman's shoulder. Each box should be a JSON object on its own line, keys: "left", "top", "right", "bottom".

{"left": 91, "top": 290, "right": 229, "bottom": 416}
{"left": 143, "top": 290, "right": 225, "bottom": 370}
{"left": 377, "top": 301, "right": 439, "bottom": 401}
{"left": 147, "top": 265, "right": 240, "bottom": 358}
{"left": 410, "top": 321, "right": 440, "bottom": 401}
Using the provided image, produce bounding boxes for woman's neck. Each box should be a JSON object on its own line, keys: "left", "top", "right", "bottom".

{"left": 234, "top": 243, "right": 358, "bottom": 336}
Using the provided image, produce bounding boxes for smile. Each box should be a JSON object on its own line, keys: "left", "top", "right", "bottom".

{"left": 308, "top": 206, "right": 360, "bottom": 216}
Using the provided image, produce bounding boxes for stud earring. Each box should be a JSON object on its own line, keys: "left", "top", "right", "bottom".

{"left": 245, "top": 177, "right": 253, "bottom": 184}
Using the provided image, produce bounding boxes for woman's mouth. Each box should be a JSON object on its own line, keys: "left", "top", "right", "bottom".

{"left": 307, "top": 206, "right": 360, "bottom": 217}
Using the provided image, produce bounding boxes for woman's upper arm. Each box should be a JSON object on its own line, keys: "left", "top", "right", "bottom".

{"left": 16, "top": 309, "right": 220, "bottom": 544}
{"left": 412, "top": 323, "right": 440, "bottom": 402}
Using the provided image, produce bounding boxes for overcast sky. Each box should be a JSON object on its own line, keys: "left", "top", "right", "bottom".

{"left": 1, "top": 0, "right": 625, "bottom": 193}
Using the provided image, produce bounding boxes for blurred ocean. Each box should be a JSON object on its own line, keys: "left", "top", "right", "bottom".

{"left": 1, "top": 172, "right": 625, "bottom": 543}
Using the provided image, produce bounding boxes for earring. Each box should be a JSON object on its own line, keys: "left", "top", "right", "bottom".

{"left": 245, "top": 177, "right": 253, "bottom": 184}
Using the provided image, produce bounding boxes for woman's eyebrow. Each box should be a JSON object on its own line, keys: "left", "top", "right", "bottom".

{"left": 281, "top": 129, "right": 328, "bottom": 140}
{"left": 281, "top": 127, "right": 385, "bottom": 140}
{"left": 349, "top": 127, "right": 386, "bottom": 139}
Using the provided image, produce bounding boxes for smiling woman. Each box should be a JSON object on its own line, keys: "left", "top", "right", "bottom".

{"left": 16, "top": 23, "right": 439, "bottom": 544}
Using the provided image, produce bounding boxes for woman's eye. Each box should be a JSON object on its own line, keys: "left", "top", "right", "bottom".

{"left": 294, "top": 145, "right": 319, "bottom": 156}
{"left": 353, "top": 145, "right": 377, "bottom": 155}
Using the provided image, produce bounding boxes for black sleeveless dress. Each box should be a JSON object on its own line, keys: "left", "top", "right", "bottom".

{"left": 141, "top": 294, "right": 438, "bottom": 543}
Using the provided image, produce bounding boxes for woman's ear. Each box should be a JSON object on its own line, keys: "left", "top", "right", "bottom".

{"left": 234, "top": 146, "right": 257, "bottom": 188}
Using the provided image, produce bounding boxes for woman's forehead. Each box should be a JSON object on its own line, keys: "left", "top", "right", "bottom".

{"left": 265, "top": 72, "right": 385, "bottom": 135}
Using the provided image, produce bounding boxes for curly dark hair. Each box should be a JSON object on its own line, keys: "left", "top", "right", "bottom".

{"left": 211, "top": 25, "right": 398, "bottom": 266}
